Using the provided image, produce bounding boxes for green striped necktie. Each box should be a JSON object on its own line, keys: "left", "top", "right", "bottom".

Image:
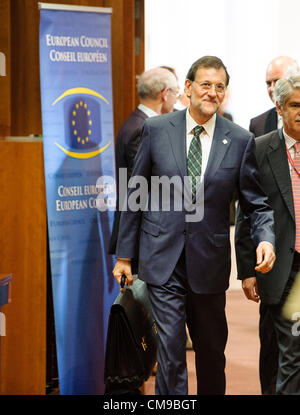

{"left": 187, "top": 125, "right": 204, "bottom": 199}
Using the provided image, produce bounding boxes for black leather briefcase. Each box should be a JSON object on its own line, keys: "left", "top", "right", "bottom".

{"left": 104, "top": 278, "right": 158, "bottom": 394}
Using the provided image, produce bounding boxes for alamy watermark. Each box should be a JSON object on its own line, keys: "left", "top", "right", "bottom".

{"left": 0, "top": 312, "right": 6, "bottom": 336}
{"left": 0, "top": 52, "right": 6, "bottom": 76}
{"left": 291, "top": 312, "right": 300, "bottom": 337}
{"left": 95, "top": 168, "right": 205, "bottom": 223}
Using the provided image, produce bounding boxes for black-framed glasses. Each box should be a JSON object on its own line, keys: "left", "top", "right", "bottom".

{"left": 193, "top": 80, "right": 226, "bottom": 94}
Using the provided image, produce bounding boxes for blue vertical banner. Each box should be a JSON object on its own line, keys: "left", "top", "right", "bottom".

{"left": 39, "top": 4, "right": 119, "bottom": 394}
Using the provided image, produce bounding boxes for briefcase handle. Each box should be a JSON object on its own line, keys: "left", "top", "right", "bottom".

{"left": 120, "top": 274, "right": 138, "bottom": 292}
{"left": 120, "top": 274, "right": 126, "bottom": 292}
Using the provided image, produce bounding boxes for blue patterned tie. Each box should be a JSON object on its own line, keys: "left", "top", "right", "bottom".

{"left": 188, "top": 125, "right": 204, "bottom": 199}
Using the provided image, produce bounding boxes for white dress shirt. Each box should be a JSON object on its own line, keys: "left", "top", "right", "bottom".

{"left": 277, "top": 114, "right": 283, "bottom": 130}
{"left": 138, "top": 104, "right": 158, "bottom": 118}
{"left": 186, "top": 108, "right": 216, "bottom": 177}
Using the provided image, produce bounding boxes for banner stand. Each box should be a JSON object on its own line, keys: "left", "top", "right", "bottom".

{"left": 39, "top": 4, "right": 119, "bottom": 394}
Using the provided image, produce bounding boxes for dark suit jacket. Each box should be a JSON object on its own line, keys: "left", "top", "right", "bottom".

{"left": 235, "top": 130, "right": 295, "bottom": 304}
{"left": 249, "top": 107, "right": 278, "bottom": 137}
{"left": 108, "top": 107, "right": 148, "bottom": 254}
{"left": 116, "top": 109, "right": 275, "bottom": 294}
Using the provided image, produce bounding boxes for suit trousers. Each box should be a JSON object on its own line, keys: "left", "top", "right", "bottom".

{"left": 147, "top": 250, "right": 228, "bottom": 395}
{"left": 269, "top": 266, "right": 300, "bottom": 395}
{"left": 259, "top": 302, "right": 279, "bottom": 394}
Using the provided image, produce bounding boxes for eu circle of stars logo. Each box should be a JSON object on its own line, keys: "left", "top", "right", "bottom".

{"left": 64, "top": 96, "right": 102, "bottom": 150}
{"left": 72, "top": 100, "right": 92, "bottom": 147}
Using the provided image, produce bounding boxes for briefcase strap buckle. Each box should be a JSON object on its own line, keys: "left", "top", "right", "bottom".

{"left": 141, "top": 336, "right": 147, "bottom": 351}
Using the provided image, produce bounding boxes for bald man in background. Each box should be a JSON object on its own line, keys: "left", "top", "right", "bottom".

{"left": 249, "top": 56, "right": 299, "bottom": 137}
{"left": 249, "top": 55, "right": 299, "bottom": 395}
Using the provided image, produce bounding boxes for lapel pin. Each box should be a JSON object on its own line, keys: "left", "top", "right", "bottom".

{"left": 222, "top": 139, "right": 228, "bottom": 144}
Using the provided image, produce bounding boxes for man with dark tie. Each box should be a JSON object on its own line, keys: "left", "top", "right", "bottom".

{"left": 113, "top": 56, "right": 276, "bottom": 395}
{"left": 236, "top": 75, "right": 300, "bottom": 394}
{"left": 248, "top": 55, "right": 299, "bottom": 395}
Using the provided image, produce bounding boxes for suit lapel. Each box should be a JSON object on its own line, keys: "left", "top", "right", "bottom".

{"left": 167, "top": 112, "right": 232, "bottom": 198}
{"left": 267, "top": 131, "right": 295, "bottom": 220}
{"left": 167, "top": 109, "right": 187, "bottom": 179}
{"left": 204, "top": 114, "right": 231, "bottom": 188}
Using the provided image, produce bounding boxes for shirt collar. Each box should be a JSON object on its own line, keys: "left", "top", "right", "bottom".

{"left": 138, "top": 104, "right": 158, "bottom": 118}
{"left": 186, "top": 107, "right": 216, "bottom": 138}
{"left": 282, "top": 128, "right": 298, "bottom": 150}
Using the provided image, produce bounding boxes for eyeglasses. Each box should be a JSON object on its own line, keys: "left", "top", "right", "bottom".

{"left": 168, "top": 87, "right": 180, "bottom": 99}
{"left": 193, "top": 80, "right": 226, "bottom": 94}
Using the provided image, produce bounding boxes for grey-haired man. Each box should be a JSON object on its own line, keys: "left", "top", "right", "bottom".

{"left": 236, "top": 75, "right": 300, "bottom": 394}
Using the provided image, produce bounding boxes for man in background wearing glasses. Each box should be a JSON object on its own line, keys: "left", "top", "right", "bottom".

{"left": 113, "top": 56, "right": 276, "bottom": 395}
{"left": 108, "top": 67, "right": 178, "bottom": 255}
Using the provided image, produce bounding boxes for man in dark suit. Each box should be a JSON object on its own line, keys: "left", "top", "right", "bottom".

{"left": 248, "top": 56, "right": 299, "bottom": 395}
{"left": 108, "top": 67, "right": 178, "bottom": 254}
{"left": 249, "top": 56, "right": 298, "bottom": 137}
{"left": 235, "top": 75, "right": 300, "bottom": 394}
{"left": 113, "top": 56, "right": 276, "bottom": 395}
